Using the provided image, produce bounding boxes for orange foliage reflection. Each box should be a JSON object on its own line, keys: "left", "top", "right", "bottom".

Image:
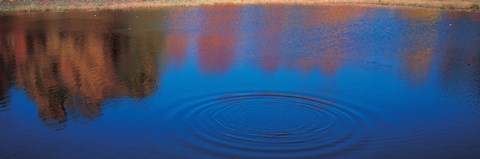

{"left": 198, "top": 5, "right": 239, "bottom": 74}
{"left": 397, "top": 9, "right": 441, "bottom": 86}
{"left": 0, "top": 12, "right": 164, "bottom": 126}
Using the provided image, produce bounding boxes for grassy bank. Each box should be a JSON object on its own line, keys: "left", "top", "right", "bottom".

{"left": 1, "top": 0, "right": 480, "bottom": 12}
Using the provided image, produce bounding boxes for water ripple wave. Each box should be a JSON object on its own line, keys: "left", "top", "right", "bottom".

{"left": 164, "top": 92, "right": 375, "bottom": 158}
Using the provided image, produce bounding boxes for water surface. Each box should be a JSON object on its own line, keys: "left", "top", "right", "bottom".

{"left": 1, "top": 5, "right": 480, "bottom": 159}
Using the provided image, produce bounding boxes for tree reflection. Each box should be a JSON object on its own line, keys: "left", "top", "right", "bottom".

{"left": 0, "top": 11, "right": 166, "bottom": 127}
{"left": 165, "top": 8, "right": 197, "bottom": 67}
{"left": 0, "top": 32, "right": 13, "bottom": 112}
{"left": 1, "top": 6, "right": 480, "bottom": 128}
{"left": 397, "top": 9, "right": 441, "bottom": 87}
{"left": 439, "top": 12, "right": 480, "bottom": 100}
{"left": 198, "top": 5, "right": 239, "bottom": 74}
{"left": 255, "top": 6, "right": 366, "bottom": 76}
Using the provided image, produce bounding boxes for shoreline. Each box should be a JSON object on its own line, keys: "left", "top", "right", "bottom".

{"left": 1, "top": 0, "right": 480, "bottom": 13}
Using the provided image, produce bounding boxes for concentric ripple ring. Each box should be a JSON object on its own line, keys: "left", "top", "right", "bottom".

{"left": 167, "top": 92, "right": 373, "bottom": 158}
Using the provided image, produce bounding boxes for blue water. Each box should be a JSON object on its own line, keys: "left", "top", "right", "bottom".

{"left": 1, "top": 5, "right": 480, "bottom": 159}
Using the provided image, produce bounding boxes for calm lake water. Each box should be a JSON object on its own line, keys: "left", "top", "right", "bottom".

{"left": 1, "top": 5, "right": 480, "bottom": 159}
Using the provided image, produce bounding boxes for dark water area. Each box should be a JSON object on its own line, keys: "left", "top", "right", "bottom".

{"left": 1, "top": 5, "right": 480, "bottom": 159}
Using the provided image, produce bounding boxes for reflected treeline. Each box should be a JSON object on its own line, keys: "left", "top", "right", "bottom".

{"left": 149, "top": 5, "right": 480, "bottom": 89}
{"left": 300, "top": 6, "right": 365, "bottom": 76}
{"left": 438, "top": 12, "right": 480, "bottom": 99}
{"left": 0, "top": 11, "right": 166, "bottom": 126}
{"left": 1, "top": 6, "right": 480, "bottom": 126}
{"left": 0, "top": 30, "right": 14, "bottom": 112}
{"left": 198, "top": 5, "right": 240, "bottom": 74}
{"left": 246, "top": 5, "right": 367, "bottom": 76}
{"left": 257, "top": 6, "right": 287, "bottom": 73}
{"left": 165, "top": 8, "right": 191, "bottom": 67}
{"left": 397, "top": 9, "right": 441, "bottom": 87}
{"left": 395, "top": 9, "right": 480, "bottom": 95}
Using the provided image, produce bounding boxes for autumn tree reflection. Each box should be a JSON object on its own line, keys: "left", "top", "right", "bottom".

{"left": 439, "top": 12, "right": 480, "bottom": 99}
{"left": 0, "top": 12, "right": 166, "bottom": 127}
{"left": 258, "top": 6, "right": 288, "bottom": 73}
{"left": 165, "top": 8, "right": 194, "bottom": 67}
{"left": 310, "top": 6, "right": 365, "bottom": 76}
{"left": 198, "top": 5, "right": 239, "bottom": 74}
{"left": 0, "top": 32, "right": 13, "bottom": 112}
{"left": 257, "top": 6, "right": 365, "bottom": 76}
{"left": 397, "top": 9, "right": 441, "bottom": 87}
